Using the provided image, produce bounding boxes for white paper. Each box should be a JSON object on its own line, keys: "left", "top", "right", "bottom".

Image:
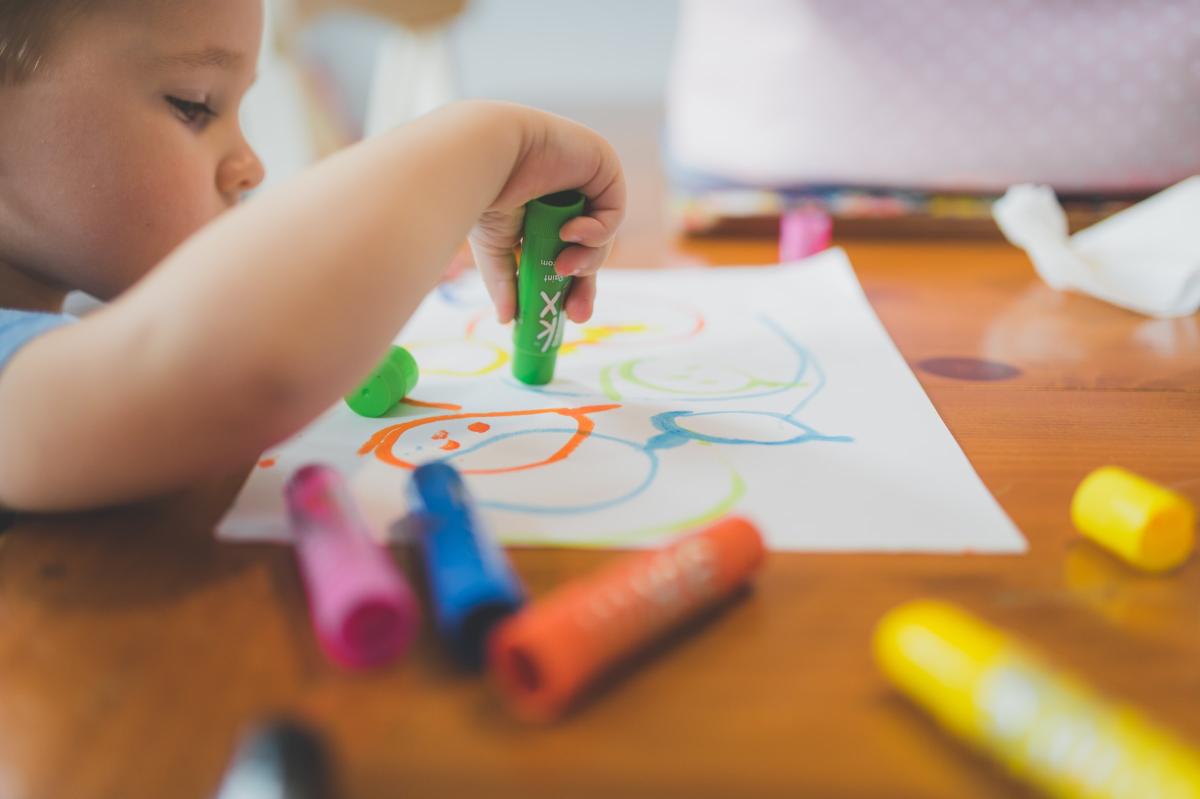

{"left": 217, "top": 249, "right": 1025, "bottom": 553}
{"left": 993, "top": 178, "right": 1200, "bottom": 319}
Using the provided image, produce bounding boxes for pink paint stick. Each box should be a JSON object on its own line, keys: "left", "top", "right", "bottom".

{"left": 779, "top": 207, "right": 833, "bottom": 261}
{"left": 285, "top": 464, "right": 420, "bottom": 670}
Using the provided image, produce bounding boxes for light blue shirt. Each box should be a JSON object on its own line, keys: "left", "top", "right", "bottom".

{"left": 0, "top": 309, "right": 73, "bottom": 374}
{"left": 0, "top": 309, "right": 72, "bottom": 527}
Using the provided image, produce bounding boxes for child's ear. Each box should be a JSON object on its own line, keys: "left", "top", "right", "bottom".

{"left": 290, "top": 0, "right": 467, "bottom": 30}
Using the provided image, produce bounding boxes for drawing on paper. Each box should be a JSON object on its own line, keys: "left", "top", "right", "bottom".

{"left": 220, "top": 251, "right": 1027, "bottom": 553}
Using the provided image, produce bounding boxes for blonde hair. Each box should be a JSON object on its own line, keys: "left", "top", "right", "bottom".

{"left": 0, "top": 0, "right": 90, "bottom": 84}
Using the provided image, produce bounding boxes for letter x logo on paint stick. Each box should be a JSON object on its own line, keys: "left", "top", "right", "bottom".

{"left": 539, "top": 291, "right": 561, "bottom": 319}
{"left": 537, "top": 315, "right": 562, "bottom": 352}
{"left": 536, "top": 290, "right": 564, "bottom": 352}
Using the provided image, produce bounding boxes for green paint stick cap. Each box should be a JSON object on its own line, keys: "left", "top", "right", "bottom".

{"left": 523, "top": 190, "right": 586, "bottom": 241}
{"left": 345, "top": 346, "right": 419, "bottom": 417}
{"left": 512, "top": 349, "right": 559, "bottom": 386}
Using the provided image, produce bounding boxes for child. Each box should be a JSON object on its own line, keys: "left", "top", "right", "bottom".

{"left": 0, "top": 0, "right": 626, "bottom": 512}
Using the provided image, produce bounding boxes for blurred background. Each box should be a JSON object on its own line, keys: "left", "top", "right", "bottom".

{"left": 243, "top": 0, "right": 1199, "bottom": 256}
{"left": 246, "top": 0, "right": 680, "bottom": 264}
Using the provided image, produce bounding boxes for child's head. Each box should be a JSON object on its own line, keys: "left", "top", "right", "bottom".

{"left": 0, "top": 0, "right": 265, "bottom": 302}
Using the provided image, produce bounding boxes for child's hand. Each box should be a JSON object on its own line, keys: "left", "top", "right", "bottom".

{"left": 468, "top": 106, "right": 626, "bottom": 325}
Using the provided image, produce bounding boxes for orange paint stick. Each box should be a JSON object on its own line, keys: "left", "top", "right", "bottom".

{"left": 487, "top": 516, "right": 766, "bottom": 721}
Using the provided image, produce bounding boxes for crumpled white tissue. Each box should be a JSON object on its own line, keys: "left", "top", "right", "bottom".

{"left": 993, "top": 177, "right": 1200, "bottom": 318}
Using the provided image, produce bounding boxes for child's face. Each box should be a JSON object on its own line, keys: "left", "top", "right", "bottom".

{"left": 0, "top": 0, "right": 265, "bottom": 300}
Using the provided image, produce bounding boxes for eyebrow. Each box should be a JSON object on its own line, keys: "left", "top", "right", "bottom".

{"left": 150, "top": 47, "right": 245, "bottom": 71}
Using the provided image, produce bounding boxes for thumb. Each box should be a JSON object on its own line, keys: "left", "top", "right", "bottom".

{"left": 468, "top": 206, "right": 524, "bottom": 323}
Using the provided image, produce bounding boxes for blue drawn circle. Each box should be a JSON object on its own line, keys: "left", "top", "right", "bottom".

{"left": 647, "top": 410, "right": 853, "bottom": 449}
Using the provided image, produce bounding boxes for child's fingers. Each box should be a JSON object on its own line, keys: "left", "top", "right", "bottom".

{"left": 555, "top": 241, "right": 613, "bottom": 278}
{"left": 470, "top": 240, "right": 518, "bottom": 323}
{"left": 573, "top": 153, "right": 626, "bottom": 245}
{"left": 558, "top": 215, "right": 615, "bottom": 248}
{"left": 469, "top": 207, "right": 524, "bottom": 323}
{"left": 565, "top": 274, "right": 597, "bottom": 323}
{"left": 554, "top": 177, "right": 622, "bottom": 277}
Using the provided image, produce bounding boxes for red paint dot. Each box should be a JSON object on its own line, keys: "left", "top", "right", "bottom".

{"left": 432, "top": 430, "right": 449, "bottom": 440}
{"left": 441, "top": 440, "right": 461, "bottom": 451}
{"left": 917, "top": 357, "right": 1021, "bottom": 382}
{"left": 258, "top": 458, "right": 277, "bottom": 469}
{"left": 468, "top": 422, "right": 491, "bottom": 433}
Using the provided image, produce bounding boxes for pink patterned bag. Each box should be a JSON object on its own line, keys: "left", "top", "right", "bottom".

{"left": 667, "top": 0, "right": 1200, "bottom": 192}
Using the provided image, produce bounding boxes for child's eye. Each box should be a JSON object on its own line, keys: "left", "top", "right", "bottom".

{"left": 166, "top": 95, "right": 217, "bottom": 128}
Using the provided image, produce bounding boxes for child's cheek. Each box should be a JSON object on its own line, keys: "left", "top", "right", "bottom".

{"left": 94, "top": 136, "right": 224, "bottom": 284}
{"left": 130, "top": 156, "right": 219, "bottom": 246}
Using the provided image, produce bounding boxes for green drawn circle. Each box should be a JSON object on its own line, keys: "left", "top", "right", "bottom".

{"left": 620, "top": 358, "right": 763, "bottom": 397}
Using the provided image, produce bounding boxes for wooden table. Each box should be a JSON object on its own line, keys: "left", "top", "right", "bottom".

{"left": 3, "top": 122, "right": 1199, "bottom": 798}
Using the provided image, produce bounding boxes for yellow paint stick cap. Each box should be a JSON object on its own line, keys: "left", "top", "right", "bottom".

{"left": 1071, "top": 466, "right": 1195, "bottom": 572}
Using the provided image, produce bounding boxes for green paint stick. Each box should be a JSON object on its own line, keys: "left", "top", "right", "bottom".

{"left": 512, "top": 190, "right": 586, "bottom": 385}
{"left": 345, "top": 345, "right": 419, "bottom": 417}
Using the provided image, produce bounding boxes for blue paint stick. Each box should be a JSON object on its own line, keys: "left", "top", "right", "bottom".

{"left": 407, "top": 461, "right": 526, "bottom": 668}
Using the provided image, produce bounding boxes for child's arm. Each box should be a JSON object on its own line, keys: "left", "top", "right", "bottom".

{"left": 0, "top": 101, "right": 625, "bottom": 511}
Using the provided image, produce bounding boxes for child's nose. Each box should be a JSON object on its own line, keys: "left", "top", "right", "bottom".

{"left": 218, "top": 143, "right": 266, "bottom": 201}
